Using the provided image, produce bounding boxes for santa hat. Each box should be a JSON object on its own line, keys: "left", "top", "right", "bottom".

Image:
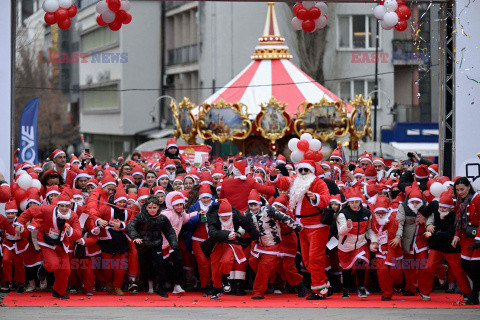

{"left": 75, "top": 170, "right": 90, "bottom": 181}
{"left": 232, "top": 160, "right": 248, "bottom": 180}
{"left": 414, "top": 165, "right": 429, "bottom": 179}
{"left": 49, "top": 149, "right": 66, "bottom": 160}
{"left": 217, "top": 199, "right": 233, "bottom": 217}
{"left": 353, "top": 167, "right": 364, "bottom": 178}
{"left": 153, "top": 186, "right": 166, "bottom": 196}
{"left": 33, "top": 165, "right": 42, "bottom": 173}
{"left": 127, "top": 192, "right": 137, "bottom": 202}
{"left": 46, "top": 185, "right": 61, "bottom": 198}
{"left": 56, "top": 192, "right": 72, "bottom": 206}
{"left": 5, "top": 200, "right": 18, "bottom": 213}
{"left": 101, "top": 175, "right": 116, "bottom": 188}
{"left": 374, "top": 196, "right": 390, "bottom": 213}
{"left": 248, "top": 189, "right": 262, "bottom": 205}
{"left": 272, "top": 194, "right": 289, "bottom": 210}
{"left": 187, "top": 167, "right": 200, "bottom": 181}
{"left": 358, "top": 151, "right": 373, "bottom": 164}
{"left": 285, "top": 163, "right": 294, "bottom": 171}
{"left": 107, "top": 168, "right": 118, "bottom": 178}
{"left": 86, "top": 178, "right": 98, "bottom": 189}
{"left": 70, "top": 155, "right": 81, "bottom": 166}
{"left": 314, "top": 163, "right": 324, "bottom": 178}
{"left": 122, "top": 175, "right": 135, "bottom": 185}
{"left": 180, "top": 189, "right": 190, "bottom": 201}
{"left": 297, "top": 160, "right": 315, "bottom": 173}
{"left": 137, "top": 187, "right": 150, "bottom": 201}
{"left": 171, "top": 193, "right": 185, "bottom": 206}
{"left": 254, "top": 173, "right": 263, "bottom": 184}
{"left": 156, "top": 169, "right": 169, "bottom": 180}
{"left": 330, "top": 194, "right": 342, "bottom": 205}
{"left": 255, "top": 166, "right": 267, "bottom": 177}
{"left": 384, "top": 178, "right": 395, "bottom": 189}
{"left": 364, "top": 184, "right": 385, "bottom": 199}
{"left": 84, "top": 164, "right": 95, "bottom": 176}
{"left": 212, "top": 166, "right": 224, "bottom": 178}
{"left": 329, "top": 148, "right": 343, "bottom": 161}
{"left": 344, "top": 188, "right": 363, "bottom": 202}
{"left": 198, "top": 184, "right": 212, "bottom": 199}
{"left": 276, "top": 155, "right": 286, "bottom": 165}
{"left": 199, "top": 171, "right": 213, "bottom": 185}
{"left": 428, "top": 164, "right": 439, "bottom": 176}
{"left": 174, "top": 176, "right": 184, "bottom": 184}
{"left": 72, "top": 188, "right": 84, "bottom": 200}
{"left": 166, "top": 138, "right": 179, "bottom": 150}
{"left": 164, "top": 158, "right": 176, "bottom": 170}
{"left": 364, "top": 164, "right": 377, "bottom": 180}
{"left": 372, "top": 158, "right": 385, "bottom": 167}
{"left": 336, "top": 180, "right": 345, "bottom": 189}
{"left": 131, "top": 167, "right": 144, "bottom": 178}
{"left": 438, "top": 190, "right": 454, "bottom": 208}
{"left": 114, "top": 188, "right": 128, "bottom": 203}
{"left": 407, "top": 183, "right": 423, "bottom": 203}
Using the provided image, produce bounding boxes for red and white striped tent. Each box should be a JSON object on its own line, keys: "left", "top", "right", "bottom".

{"left": 203, "top": 3, "right": 350, "bottom": 115}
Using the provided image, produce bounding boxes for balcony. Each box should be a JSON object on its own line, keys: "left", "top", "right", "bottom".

{"left": 393, "top": 103, "right": 431, "bottom": 123}
{"left": 166, "top": 1, "right": 191, "bottom": 10}
{"left": 391, "top": 39, "right": 429, "bottom": 65}
{"left": 167, "top": 44, "right": 198, "bottom": 66}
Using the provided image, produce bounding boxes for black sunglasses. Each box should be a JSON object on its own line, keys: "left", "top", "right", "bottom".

{"left": 298, "top": 168, "right": 310, "bottom": 173}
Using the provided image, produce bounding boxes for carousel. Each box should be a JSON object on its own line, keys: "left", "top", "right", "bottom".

{"left": 171, "top": 2, "right": 372, "bottom": 160}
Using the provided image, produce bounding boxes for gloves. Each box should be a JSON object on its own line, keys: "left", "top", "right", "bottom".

{"left": 91, "top": 227, "right": 100, "bottom": 236}
{"left": 295, "top": 225, "right": 303, "bottom": 233}
{"left": 468, "top": 240, "right": 480, "bottom": 250}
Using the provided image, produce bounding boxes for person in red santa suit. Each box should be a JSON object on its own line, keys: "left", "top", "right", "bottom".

{"left": 337, "top": 188, "right": 378, "bottom": 299}
{"left": 15, "top": 192, "right": 82, "bottom": 299}
{"left": 50, "top": 149, "right": 77, "bottom": 188}
{"left": 269, "top": 159, "right": 331, "bottom": 300}
{"left": 85, "top": 174, "right": 117, "bottom": 217}
{"left": 1, "top": 201, "right": 24, "bottom": 293}
{"left": 245, "top": 190, "right": 302, "bottom": 299}
{"left": 200, "top": 199, "right": 260, "bottom": 300}
{"left": 358, "top": 151, "right": 373, "bottom": 170}
{"left": 0, "top": 170, "right": 11, "bottom": 203}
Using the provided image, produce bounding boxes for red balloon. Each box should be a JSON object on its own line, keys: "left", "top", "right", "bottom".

{"left": 123, "top": 12, "right": 132, "bottom": 24}
{"left": 396, "top": 5, "right": 411, "bottom": 20}
{"left": 109, "top": 21, "right": 122, "bottom": 31}
{"left": 304, "top": 150, "right": 316, "bottom": 161}
{"left": 11, "top": 182, "right": 19, "bottom": 192}
{"left": 395, "top": 19, "right": 408, "bottom": 31}
{"left": 54, "top": 8, "right": 69, "bottom": 22}
{"left": 44, "top": 12, "right": 57, "bottom": 25}
{"left": 29, "top": 172, "right": 38, "bottom": 180}
{"left": 14, "top": 188, "right": 28, "bottom": 202}
{"left": 314, "top": 151, "right": 323, "bottom": 162}
{"left": 296, "top": 8, "right": 308, "bottom": 20}
{"left": 67, "top": 5, "right": 77, "bottom": 18}
{"left": 379, "top": 0, "right": 385, "bottom": 5}
{"left": 97, "top": 15, "right": 108, "bottom": 27}
{"left": 297, "top": 139, "right": 310, "bottom": 152}
{"left": 292, "top": 3, "right": 303, "bottom": 16}
{"left": 58, "top": 17, "right": 71, "bottom": 30}
{"left": 107, "top": 0, "right": 121, "bottom": 12}
{"left": 307, "top": 7, "right": 321, "bottom": 20}
{"left": 114, "top": 10, "right": 127, "bottom": 23}
{"left": 302, "top": 20, "right": 316, "bottom": 33}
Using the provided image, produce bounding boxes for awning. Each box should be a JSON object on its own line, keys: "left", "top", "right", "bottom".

{"left": 390, "top": 142, "right": 439, "bottom": 157}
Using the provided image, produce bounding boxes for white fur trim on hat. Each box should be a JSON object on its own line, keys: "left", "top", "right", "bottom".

{"left": 102, "top": 181, "right": 116, "bottom": 188}
{"left": 438, "top": 203, "right": 453, "bottom": 208}
{"left": 137, "top": 195, "right": 149, "bottom": 201}
{"left": 166, "top": 143, "right": 178, "bottom": 150}
{"left": 154, "top": 189, "right": 166, "bottom": 196}
{"left": 57, "top": 200, "right": 71, "bottom": 205}
{"left": 232, "top": 166, "right": 247, "bottom": 180}
{"left": 132, "top": 172, "right": 144, "bottom": 177}
{"left": 218, "top": 212, "right": 232, "bottom": 217}
{"left": 248, "top": 200, "right": 262, "bottom": 205}
{"left": 46, "top": 190, "right": 61, "bottom": 198}
{"left": 53, "top": 151, "right": 66, "bottom": 159}
{"left": 199, "top": 193, "right": 212, "bottom": 199}
{"left": 171, "top": 198, "right": 185, "bottom": 206}
{"left": 297, "top": 162, "right": 315, "bottom": 173}
{"left": 347, "top": 197, "right": 362, "bottom": 202}
{"left": 330, "top": 198, "right": 342, "bottom": 205}
{"left": 408, "top": 197, "right": 423, "bottom": 203}
{"left": 114, "top": 197, "right": 127, "bottom": 203}
{"left": 330, "top": 155, "right": 342, "bottom": 160}
{"left": 374, "top": 207, "right": 389, "bottom": 213}
{"left": 373, "top": 159, "right": 385, "bottom": 166}
{"left": 272, "top": 202, "right": 287, "bottom": 210}
{"left": 164, "top": 163, "right": 176, "bottom": 169}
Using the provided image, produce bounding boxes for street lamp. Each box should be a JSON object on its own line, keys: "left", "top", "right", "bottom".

{"left": 151, "top": 95, "right": 178, "bottom": 128}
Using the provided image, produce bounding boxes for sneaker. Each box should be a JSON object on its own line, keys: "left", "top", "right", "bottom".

{"left": 69, "top": 287, "right": 78, "bottom": 294}
{"left": 419, "top": 293, "right": 431, "bottom": 301}
{"left": 221, "top": 275, "right": 231, "bottom": 293}
{"left": 156, "top": 289, "right": 168, "bottom": 298}
{"left": 128, "top": 279, "right": 138, "bottom": 294}
{"left": 203, "top": 286, "right": 214, "bottom": 296}
{"left": 106, "top": 283, "right": 114, "bottom": 293}
{"left": 39, "top": 279, "right": 47, "bottom": 290}
{"left": 273, "top": 289, "right": 282, "bottom": 295}
{"left": 265, "top": 284, "right": 274, "bottom": 294}
{"left": 358, "top": 287, "right": 368, "bottom": 298}
{"left": 342, "top": 289, "right": 350, "bottom": 299}
{"left": 210, "top": 292, "right": 223, "bottom": 300}
{"left": 172, "top": 285, "right": 185, "bottom": 294}
{"left": 16, "top": 284, "right": 25, "bottom": 294}
{"left": 1, "top": 282, "right": 11, "bottom": 292}
{"left": 252, "top": 295, "right": 264, "bottom": 300}
{"left": 114, "top": 287, "right": 124, "bottom": 296}
{"left": 52, "top": 290, "right": 70, "bottom": 300}
{"left": 25, "top": 280, "right": 36, "bottom": 293}
{"left": 402, "top": 291, "right": 415, "bottom": 296}
{"left": 296, "top": 283, "right": 306, "bottom": 298}
{"left": 306, "top": 293, "right": 325, "bottom": 300}
{"left": 86, "top": 291, "right": 93, "bottom": 297}
{"left": 381, "top": 296, "right": 392, "bottom": 301}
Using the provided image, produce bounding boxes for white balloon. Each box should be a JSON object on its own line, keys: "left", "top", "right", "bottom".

{"left": 291, "top": 150, "right": 305, "bottom": 164}
{"left": 315, "top": 15, "right": 327, "bottom": 29}
{"left": 32, "top": 179, "right": 42, "bottom": 191}
{"left": 42, "top": 0, "right": 59, "bottom": 13}
{"left": 430, "top": 182, "right": 446, "bottom": 198}
{"left": 96, "top": 1, "right": 109, "bottom": 14}
{"left": 291, "top": 17, "right": 303, "bottom": 31}
{"left": 300, "top": 133, "right": 313, "bottom": 141}
{"left": 20, "top": 199, "right": 28, "bottom": 212}
{"left": 15, "top": 169, "right": 28, "bottom": 177}
{"left": 120, "top": 0, "right": 131, "bottom": 11}
{"left": 288, "top": 138, "right": 299, "bottom": 151}
{"left": 384, "top": 0, "right": 398, "bottom": 13}
{"left": 102, "top": 10, "right": 116, "bottom": 23}
{"left": 383, "top": 12, "right": 399, "bottom": 27}
{"left": 374, "top": 5, "right": 386, "bottom": 20}
{"left": 309, "top": 139, "right": 322, "bottom": 152}
{"left": 58, "top": 0, "right": 73, "bottom": 9}
{"left": 380, "top": 19, "right": 394, "bottom": 30}
{"left": 17, "top": 174, "right": 33, "bottom": 190}
{"left": 315, "top": 2, "right": 328, "bottom": 15}
{"left": 302, "top": 1, "right": 315, "bottom": 10}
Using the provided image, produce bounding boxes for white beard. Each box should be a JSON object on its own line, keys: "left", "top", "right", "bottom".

{"left": 167, "top": 172, "right": 176, "bottom": 182}
{"left": 289, "top": 173, "right": 315, "bottom": 209}
{"left": 375, "top": 214, "right": 389, "bottom": 226}
{"left": 199, "top": 200, "right": 212, "bottom": 212}
{"left": 408, "top": 202, "right": 422, "bottom": 214}
{"left": 377, "top": 170, "right": 385, "bottom": 181}
{"left": 324, "top": 172, "right": 331, "bottom": 179}
{"left": 439, "top": 210, "right": 449, "bottom": 220}
{"left": 57, "top": 209, "right": 71, "bottom": 220}
{"left": 220, "top": 217, "right": 234, "bottom": 231}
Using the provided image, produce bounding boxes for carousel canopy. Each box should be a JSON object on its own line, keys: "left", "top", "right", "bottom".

{"left": 204, "top": 2, "right": 350, "bottom": 115}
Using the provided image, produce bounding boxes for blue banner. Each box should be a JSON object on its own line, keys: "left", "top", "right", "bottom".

{"left": 18, "top": 98, "right": 39, "bottom": 164}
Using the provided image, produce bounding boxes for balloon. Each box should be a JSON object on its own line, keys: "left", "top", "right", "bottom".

{"left": 288, "top": 138, "right": 299, "bottom": 151}
{"left": 397, "top": 0, "right": 406, "bottom": 5}
{"left": 109, "top": 21, "right": 122, "bottom": 31}
{"left": 17, "top": 173, "right": 33, "bottom": 190}
{"left": 302, "top": 20, "right": 315, "bottom": 33}
{"left": 29, "top": 172, "right": 38, "bottom": 180}
{"left": 396, "top": 5, "right": 411, "bottom": 20}
{"left": 292, "top": 3, "right": 303, "bottom": 16}
{"left": 67, "top": 5, "right": 77, "bottom": 18}
{"left": 32, "top": 179, "right": 42, "bottom": 191}
{"left": 58, "top": 17, "right": 71, "bottom": 30}
{"left": 379, "top": 0, "right": 385, "bottom": 4}
{"left": 315, "top": 15, "right": 327, "bottom": 29}
{"left": 302, "top": 1, "right": 315, "bottom": 10}
{"left": 58, "top": 0, "right": 73, "bottom": 9}
{"left": 43, "top": 0, "right": 59, "bottom": 12}
{"left": 374, "top": 5, "right": 386, "bottom": 20}
{"left": 384, "top": 0, "right": 398, "bottom": 13}
{"left": 97, "top": 15, "right": 108, "bottom": 26}
{"left": 290, "top": 150, "right": 304, "bottom": 164}
{"left": 14, "top": 188, "right": 28, "bottom": 202}
{"left": 304, "top": 151, "right": 315, "bottom": 161}
{"left": 430, "top": 182, "right": 446, "bottom": 197}
{"left": 315, "top": 2, "right": 328, "bottom": 15}
{"left": 300, "top": 133, "right": 313, "bottom": 141}
{"left": 54, "top": 8, "right": 69, "bottom": 21}
{"left": 114, "top": 9, "right": 127, "bottom": 23}
{"left": 44, "top": 12, "right": 57, "bottom": 25}
{"left": 395, "top": 19, "right": 408, "bottom": 31}
{"left": 16, "top": 170, "right": 28, "bottom": 177}
{"left": 380, "top": 19, "right": 394, "bottom": 30}
{"left": 107, "top": 0, "right": 122, "bottom": 12}
{"left": 96, "top": 0, "right": 109, "bottom": 14}
{"left": 383, "top": 12, "right": 399, "bottom": 27}
{"left": 297, "top": 139, "right": 310, "bottom": 152}
{"left": 296, "top": 8, "right": 308, "bottom": 20}
{"left": 102, "top": 10, "right": 116, "bottom": 23}
{"left": 123, "top": 12, "right": 132, "bottom": 24}
{"left": 120, "top": 0, "right": 131, "bottom": 11}
{"left": 291, "top": 17, "right": 303, "bottom": 30}
{"left": 309, "top": 139, "right": 322, "bottom": 152}
{"left": 19, "top": 199, "right": 28, "bottom": 212}
{"left": 314, "top": 151, "right": 323, "bottom": 162}
{"left": 307, "top": 7, "right": 321, "bottom": 20}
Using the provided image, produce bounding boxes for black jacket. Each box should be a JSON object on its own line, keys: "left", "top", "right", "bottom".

{"left": 200, "top": 202, "right": 260, "bottom": 258}
{"left": 323, "top": 178, "right": 346, "bottom": 202}
{"left": 398, "top": 170, "right": 428, "bottom": 193}
{"left": 126, "top": 206, "right": 178, "bottom": 251}
{"left": 427, "top": 210, "right": 459, "bottom": 253}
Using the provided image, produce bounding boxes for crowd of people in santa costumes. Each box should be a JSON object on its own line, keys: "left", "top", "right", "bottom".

{"left": 0, "top": 137, "right": 480, "bottom": 305}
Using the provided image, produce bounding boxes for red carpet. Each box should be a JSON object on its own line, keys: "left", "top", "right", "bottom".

{"left": 1, "top": 292, "right": 476, "bottom": 308}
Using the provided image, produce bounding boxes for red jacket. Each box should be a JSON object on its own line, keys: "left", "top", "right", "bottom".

{"left": 220, "top": 176, "right": 275, "bottom": 213}
{"left": 2, "top": 217, "right": 30, "bottom": 254}
{"left": 94, "top": 204, "right": 135, "bottom": 240}
{"left": 86, "top": 187, "right": 110, "bottom": 216}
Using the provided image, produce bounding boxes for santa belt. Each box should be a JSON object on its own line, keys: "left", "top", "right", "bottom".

{"left": 296, "top": 209, "right": 323, "bottom": 219}
{"left": 6, "top": 239, "right": 22, "bottom": 243}
{"left": 281, "top": 230, "right": 294, "bottom": 236}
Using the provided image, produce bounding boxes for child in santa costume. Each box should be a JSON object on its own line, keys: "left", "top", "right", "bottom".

{"left": 200, "top": 199, "right": 260, "bottom": 300}
{"left": 246, "top": 190, "right": 302, "bottom": 299}
{"left": 337, "top": 188, "right": 378, "bottom": 299}
{"left": 15, "top": 192, "right": 82, "bottom": 299}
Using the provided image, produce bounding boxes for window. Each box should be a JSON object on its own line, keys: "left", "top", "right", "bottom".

{"left": 337, "top": 15, "right": 378, "bottom": 50}
{"left": 81, "top": 28, "right": 119, "bottom": 52}
{"left": 82, "top": 84, "right": 119, "bottom": 110}
{"left": 339, "top": 80, "right": 376, "bottom": 102}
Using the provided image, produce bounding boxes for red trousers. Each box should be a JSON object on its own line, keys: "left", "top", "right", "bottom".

{"left": 69, "top": 257, "right": 95, "bottom": 293}
{"left": 42, "top": 246, "right": 71, "bottom": 296}
{"left": 403, "top": 251, "right": 432, "bottom": 295}
{"left": 192, "top": 240, "right": 211, "bottom": 288}
{"left": 277, "top": 256, "right": 303, "bottom": 286}
{"left": 299, "top": 226, "right": 330, "bottom": 290}
{"left": 101, "top": 252, "right": 126, "bottom": 288}
{"left": 375, "top": 257, "right": 395, "bottom": 298}
{"left": 179, "top": 238, "right": 195, "bottom": 273}
{"left": 2, "top": 247, "right": 25, "bottom": 283}
{"left": 127, "top": 242, "right": 138, "bottom": 278}
{"left": 427, "top": 249, "right": 472, "bottom": 295}
{"left": 210, "top": 243, "right": 243, "bottom": 289}
{"left": 249, "top": 246, "right": 280, "bottom": 298}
